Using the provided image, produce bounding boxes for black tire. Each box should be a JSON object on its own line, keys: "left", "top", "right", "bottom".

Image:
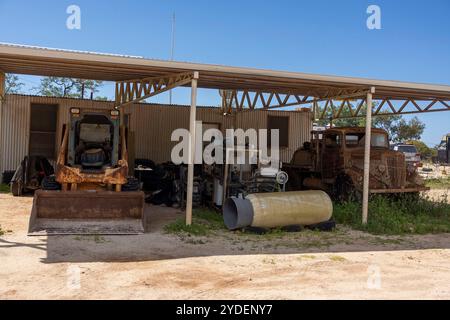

{"left": 122, "top": 177, "right": 140, "bottom": 192}
{"left": 306, "top": 219, "right": 336, "bottom": 232}
{"left": 135, "top": 159, "right": 156, "bottom": 169}
{"left": 2, "top": 170, "right": 16, "bottom": 185}
{"left": 334, "top": 174, "right": 361, "bottom": 203}
{"left": 41, "top": 175, "right": 61, "bottom": 191}
{"left": 11, "top": 181, "right": 22, "bottom": 197}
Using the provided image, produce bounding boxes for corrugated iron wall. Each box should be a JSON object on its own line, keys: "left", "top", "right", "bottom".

{"left": 0, "top": 95, "right": 30, "bottom": 174}
{"left": 0, "top": 94, "right": 311, "bottom": 173}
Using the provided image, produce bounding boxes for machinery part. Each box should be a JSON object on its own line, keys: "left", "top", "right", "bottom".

{"left": 10, "top": 180, "right": 22, "bottom": 197}
{"left": 41, "top": 175, "right": 61, "bottom": 191}
{"left": 213, "top": 178, "right": 224, "bottom": 207}
{"left": 10, "top": 156, "right": 54, "bottom": 196}
{"left": 303, "top": 177, "right": 324, "bottom": 190}
{"left": 122, "top": 176, "right": 140, "bottom": 192}
{"left": 334, "top": 174, "right": 361, "bottom": 202}
{"left": 176, "top": 165, "right": 203, "bottom": 208}
{"left": 29, "top": 190, "right": 145, "bottom": 235}
{"left": 135, "top": 158, "right": 156, "bottom": 170}
{"left": 275, "top": 171, "right": 289, "bottom": 185}
{"left": 223, "top": 190, "right": 333, "bottom": 230}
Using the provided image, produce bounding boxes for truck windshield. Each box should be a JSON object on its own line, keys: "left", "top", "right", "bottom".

{"left": 345, "top": 133, "right": 388, "bottom": 148}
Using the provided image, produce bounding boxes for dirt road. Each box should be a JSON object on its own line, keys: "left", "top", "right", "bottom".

{"left": 1, "top": 193, "right": 449, "bottom": 300}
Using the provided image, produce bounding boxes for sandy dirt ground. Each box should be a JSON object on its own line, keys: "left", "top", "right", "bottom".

{"left": 420, "top": 163, "right": 449, "bottom": 180}
{"left": 1, "top": 192, "right": 449, "bottom": 300}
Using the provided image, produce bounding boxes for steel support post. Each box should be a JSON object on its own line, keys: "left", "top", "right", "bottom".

{"left": 186, "top": 72, "right": 199, "bottom": 225}
{"left": 362, "top": 87, "right": 375, "bottom": 225}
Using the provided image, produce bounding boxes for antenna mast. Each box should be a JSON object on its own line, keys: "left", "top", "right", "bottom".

{"left": 169, "top": 12, "right": 176, "bottom": 105}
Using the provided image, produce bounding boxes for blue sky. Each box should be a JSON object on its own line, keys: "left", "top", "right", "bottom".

{"left": 0, "top": 0, "right": 449, "bottom": 146}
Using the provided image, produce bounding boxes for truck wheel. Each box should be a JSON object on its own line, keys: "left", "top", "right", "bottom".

{"left": 334, "top": 174, "right": 361, "bottom": 202}
{"left": 122, "top": 177, "right": 140, "bottom": 192}
{"left": 41, "top": 175, "right": 61, "bottom": 191}
{"left": 11, "top": 181, "right": 22, "bottom": 196}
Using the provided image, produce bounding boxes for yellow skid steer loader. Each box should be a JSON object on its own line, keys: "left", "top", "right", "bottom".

{"left": 28, "top": 108, "right": 145, "bottom": 235}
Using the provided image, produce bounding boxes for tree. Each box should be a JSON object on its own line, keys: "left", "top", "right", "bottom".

{"left": 316, "top": 102, "right": 425, "bottom": 143}
{"left": 315, "top": 101, "right": 365, "bottom": 127}
{"left": 75, "top": 79, "right": 104, "bottom": 99}
{"left": 36, "top": 77, "right": 104, "bottom": 99}
{"left": 391, "top": 117, "right": 425, "bottom": 143}
{"left": 373, "top": 114, "right": 402, "bottom": 135}
{"left": 4, "top": 74, "right": 24, "bottom": 94}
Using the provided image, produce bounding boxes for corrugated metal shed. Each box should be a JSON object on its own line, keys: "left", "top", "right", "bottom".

{"left": 0, "top": 94, "right": 311, "bottom": 173}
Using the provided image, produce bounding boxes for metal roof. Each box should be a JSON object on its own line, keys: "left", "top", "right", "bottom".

{"left": 0, "top": 42, "right": 449, "bottom": 100}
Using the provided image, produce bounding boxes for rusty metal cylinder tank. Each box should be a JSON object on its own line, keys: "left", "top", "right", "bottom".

{"left": 223, "top": 191, "right": 333, "bottom": 230}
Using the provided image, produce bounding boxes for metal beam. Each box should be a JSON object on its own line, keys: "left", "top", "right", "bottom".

{"left": 223, "top": 87, "right": 449, "bottom": 119}
{"left": 115, "top": 72, "right": 196, "bottom": 108}
{"left": 317, "top": 97, "right": 450, "bottom": 120}
{"left": 221, "top": 87, "right": 368, "bottom": 113}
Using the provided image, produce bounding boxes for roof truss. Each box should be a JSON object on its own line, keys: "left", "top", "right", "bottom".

{"left": 115, "top": 72, "right": 195, "bottom": 108}
{"left": 220, "top": 88, "right": 450, "bottom": 119}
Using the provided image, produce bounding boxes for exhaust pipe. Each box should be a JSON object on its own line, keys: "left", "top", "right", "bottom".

{"left": 223, "top": 191, "right": 333, "bottom": 230}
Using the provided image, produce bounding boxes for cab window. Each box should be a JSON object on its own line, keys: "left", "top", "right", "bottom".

{"left": 325, "top": 134, "right": 341, "bottom": 148}
{"left": 345, "top": 132, "right": 388, "bottom": 148}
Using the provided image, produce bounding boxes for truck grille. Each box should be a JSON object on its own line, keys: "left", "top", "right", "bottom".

{"left": 387, "top": 154, "right": 406, "bottom": 188}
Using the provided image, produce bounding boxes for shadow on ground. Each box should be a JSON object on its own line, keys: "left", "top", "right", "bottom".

{"left": 27, "top": 204, "right": 449, "bottom": 263}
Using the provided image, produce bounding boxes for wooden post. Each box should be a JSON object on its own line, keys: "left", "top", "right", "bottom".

{"left": 362, "top": 87, "right": 376, "bottom": 225}
{"left": 186, "top": 72, "right": 199, "bottom": 226}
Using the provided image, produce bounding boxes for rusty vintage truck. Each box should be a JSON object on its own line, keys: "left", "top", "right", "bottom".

{"left": 284, "top": 127, "right": 428, "bottom": 200}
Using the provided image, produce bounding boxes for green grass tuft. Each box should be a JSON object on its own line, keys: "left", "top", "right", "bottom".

{"left": 164, "top": 208, "right": 225, "bottom": 237}
{"left": 425, "top": 177, "right": 450, "bottom": 189}
{"left": 329, "top": 255, "right": 347, "bottom": 262}
{"left": 0, "top": 184, "right": 10, "bottom": 194}
{"left": 0, "top": 225, "right": 12, "bottom": 236}
{"left": 334, "top": 194, "right": 450, "bottom": 235}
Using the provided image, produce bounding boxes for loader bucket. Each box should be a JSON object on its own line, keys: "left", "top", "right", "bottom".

{"left": 28, "top": 190, "right": 146, "bottom": 235}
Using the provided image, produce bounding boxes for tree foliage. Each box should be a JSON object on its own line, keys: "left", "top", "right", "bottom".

{"left": 4, "top": 74, "right": 24, "bottom": 94}
{"left": 391, "top": 117, "right": 425, "bottom": 143}
{"left": 36, "top": 77, "right": 104, "bottom": 99}
{"left": 316, "top": 102, "right": 425, "bottom": 143}
{"left": 407, "top": 140, "right": 436, "bottom": 159}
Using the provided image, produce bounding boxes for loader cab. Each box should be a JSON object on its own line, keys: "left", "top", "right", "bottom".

{"left": 67, "top": 108, "right": 120, "bottom": 170}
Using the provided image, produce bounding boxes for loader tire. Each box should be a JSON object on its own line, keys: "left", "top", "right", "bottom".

{"left": 41, "top": 175, "right": 61, "bottom": 191}
{"left": 122, "top": 177, "right": 140, "bottom": 192}
{"left": 2, "top": 170, "right": 15, "bottom": 185}
{"left": 11, "top": 181, "right": 22, "bottom": 197}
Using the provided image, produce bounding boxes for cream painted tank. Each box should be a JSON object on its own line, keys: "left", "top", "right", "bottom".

{"left": 223, "top": 190, "right": 333, "bottom": 230}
